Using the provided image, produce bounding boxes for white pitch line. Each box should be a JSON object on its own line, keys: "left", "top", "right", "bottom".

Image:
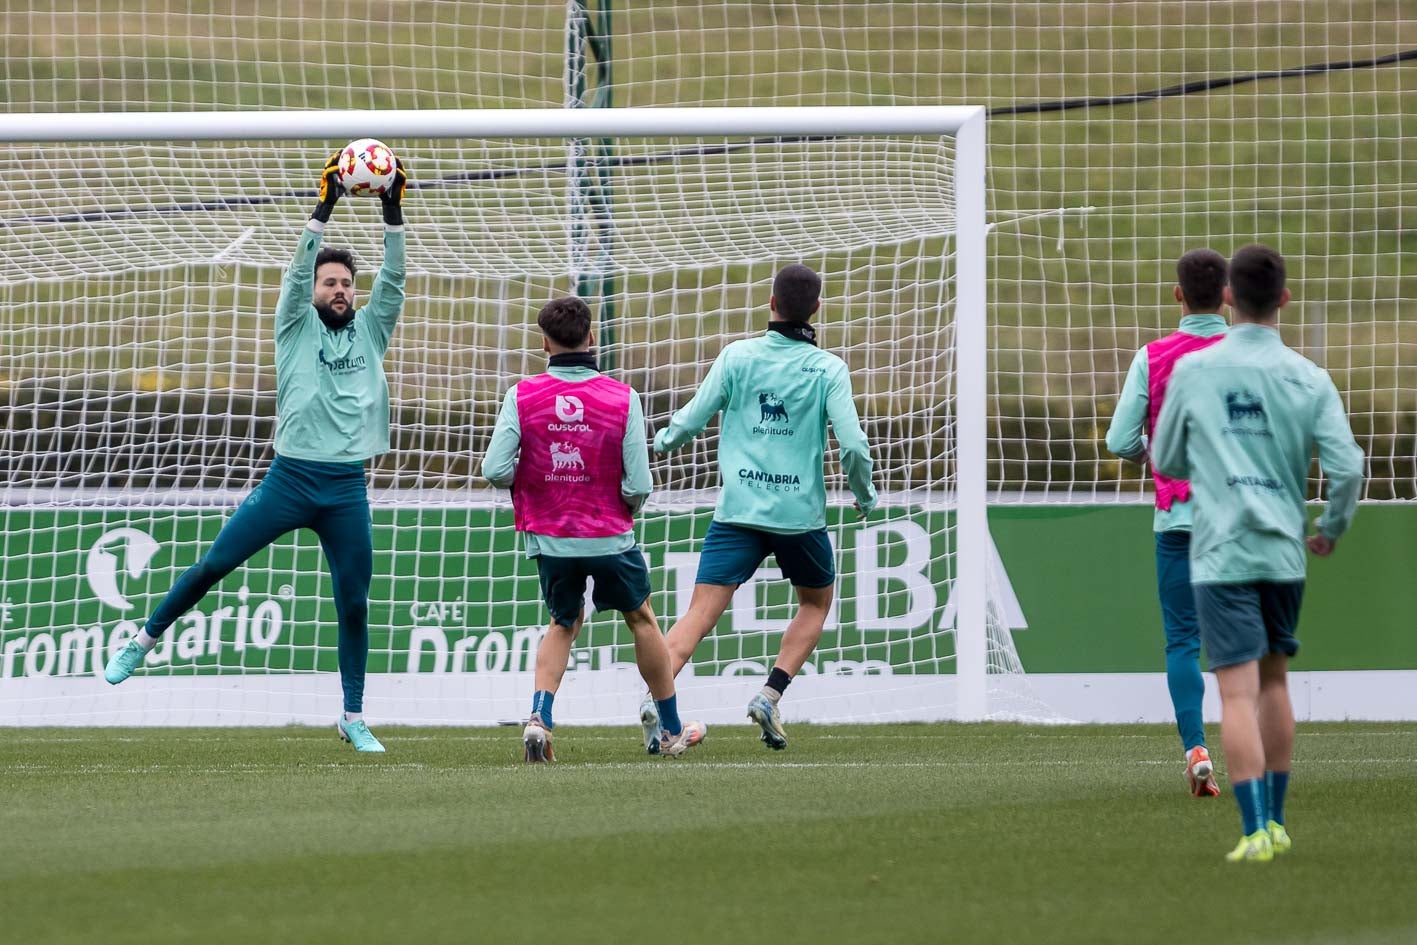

{"left": 490, "top": 758, "right": 1417, "bottom": 771}
{"left": 6, "top": 728, "right": 1416, "bottom": 746}
{"left": 3, "top": 762, "right": 433, "bottom": 773}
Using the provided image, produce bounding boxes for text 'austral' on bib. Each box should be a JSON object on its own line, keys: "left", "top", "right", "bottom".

{"left": 512, "top": 373, "right": 635, "bottom": 538}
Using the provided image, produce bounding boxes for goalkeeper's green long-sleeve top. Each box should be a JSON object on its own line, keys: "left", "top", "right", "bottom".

{"left": 273, "top": 221, "right": 406, "bottom": 463}
{"left": 654, "top": 330, "right": 877, "bottom": 533}
{"left": 1151, "top": 323, "right": 1364, "bottom": 585}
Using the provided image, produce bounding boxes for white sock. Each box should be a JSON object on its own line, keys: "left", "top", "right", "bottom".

{"left": 760, "top": 686, "right": 783, "bottom": 705}
{"left": 135, "top": 630, "right": 159, "bottom": 651}
{"left": 343, "top": 711, "right": 363, "bottom": 723}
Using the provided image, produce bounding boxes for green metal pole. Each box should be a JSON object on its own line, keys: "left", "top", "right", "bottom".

{"left": 567, "top": 1, "right": 617, "bottom": 372}
{"left": 589, "top": 0, "right": 616, "bottom": 373}
{"left": 566, "top": 2, "right": 590, "bottom": 295}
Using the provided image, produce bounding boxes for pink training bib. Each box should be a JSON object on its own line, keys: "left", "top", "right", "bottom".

{"left": 512, "top": 373, "right": 635, "bottom": 538}
{"left": 1146, "top": 331, "right": 1225, "bottom": 510}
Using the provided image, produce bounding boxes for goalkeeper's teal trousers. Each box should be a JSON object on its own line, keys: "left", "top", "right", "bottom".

{"left": 144, "top": 455, "right": 373, "bottom": 713}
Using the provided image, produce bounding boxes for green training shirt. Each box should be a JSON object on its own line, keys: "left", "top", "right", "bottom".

{"left": 1151, "top": 323, "right": 1364, "bottom": 584}
{"left": 654, "top": 330, "right": 877, "bottom": 533}
{"left": 273, "top": 222, "right": 406, "bottom": 463}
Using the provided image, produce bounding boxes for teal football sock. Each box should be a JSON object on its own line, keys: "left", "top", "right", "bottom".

{"left": 655, "top": 694, "right": 682, "bottom": 736}
{"left": 530, "top": 690, "right": 555, "bottom": 729}
{"left": 1265, "top": 770, "right": 1290, "bottom": 826}
{"left": 1233, "top": 778, "right": 1266, "bottom": 835}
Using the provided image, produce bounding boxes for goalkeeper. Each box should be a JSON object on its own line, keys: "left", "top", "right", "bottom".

{"left": 651, "top": 264, "right": 877, "bottom": 751}
{"left": 103, "top": 151, "right": 409, "bottom": 754}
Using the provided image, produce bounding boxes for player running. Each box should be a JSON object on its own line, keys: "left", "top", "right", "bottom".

{"left": 482, "top": 296, "right": 703, "bottom": 762}
{"left": 650, "top": 263, "right": 877, "bottom": 751}
{"left": 1152, "top": 244, "right": 1364, "bottom": 861}
{"left": 1106, "top": 248, "right": 1229, "bottom": 797}
{"left": 104, "top": 150, "right": 409, "bottom": 753}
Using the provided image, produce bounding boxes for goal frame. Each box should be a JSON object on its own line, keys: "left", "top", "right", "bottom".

{"left": 0, "top": 105, "right": 991, "bottom": 721}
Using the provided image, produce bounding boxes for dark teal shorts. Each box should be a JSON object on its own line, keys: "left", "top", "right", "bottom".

{"left": 535, "top": 548, "right": 652, "bottom": 629}
{"left": 1194, "top": 580, "right": 1304, "bottom": 670}
{"left": 694, "top": 519, "right": 836, "bottom": 589}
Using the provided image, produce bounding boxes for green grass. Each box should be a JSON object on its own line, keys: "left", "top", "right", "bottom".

{"left": 3, "top": 723, "right": 1417, "bottom": 944}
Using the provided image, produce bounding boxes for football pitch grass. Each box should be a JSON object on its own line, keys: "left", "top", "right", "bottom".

{"left": 3, "top": 723, "right": 1416, "bottom": 945}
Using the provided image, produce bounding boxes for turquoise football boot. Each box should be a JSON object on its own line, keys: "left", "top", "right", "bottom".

{"left": 104, "top": 640, "right": 147, "bottom": 685}
{"left": 336, "top": 717, "right": 386, "bottom": 753}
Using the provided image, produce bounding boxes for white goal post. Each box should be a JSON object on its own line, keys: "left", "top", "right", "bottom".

{"left": 1, "top": 105, "right": 984, "bottom": 143}
{"left": 0, "top": 106, "right": 1023, "bottom": 725}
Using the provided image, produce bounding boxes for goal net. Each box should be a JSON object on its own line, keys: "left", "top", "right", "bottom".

{"left": 0, "top": 106, "right": 1045, "bottom": 725}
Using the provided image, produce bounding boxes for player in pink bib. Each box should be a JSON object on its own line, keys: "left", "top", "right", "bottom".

{"left": 511, "top": 371, "right": 635, "bottom": 539}
{"left": 1106, "top": 248, "right": 1228, "bottom": 797}
{"left": 482, "top": 296, "right": 703, "bottom": 762}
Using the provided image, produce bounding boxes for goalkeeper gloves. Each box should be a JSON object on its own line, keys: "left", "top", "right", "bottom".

{"left": 380, "top": 157, "right": 408, "bottom": 227}
{"left": 312, "top": 150, "right": 343, "bottom": 224}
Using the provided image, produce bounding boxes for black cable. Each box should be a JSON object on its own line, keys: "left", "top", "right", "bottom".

{"left": 991, "top": 47, "right": 1417, "bottom": 116}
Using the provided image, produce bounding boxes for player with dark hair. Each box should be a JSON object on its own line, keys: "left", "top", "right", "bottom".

{"left": 1106, "top": 247, "right": 1229, "bottom": 796}
{"left": 104, "top": 151, "right": 409, "bottom": 753}
{"left": 650, "top": 263, "right": 877, "bottom": 751}
{"left": 1153, "top": 243, "right": 1364, "bottom": 861}
{"left": 482, "top": 296, "right": 703, "bottom": 762}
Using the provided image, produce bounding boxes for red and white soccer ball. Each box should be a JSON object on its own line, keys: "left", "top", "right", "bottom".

{"left": 338, "top": 138, "right": 397, "bottom": 197}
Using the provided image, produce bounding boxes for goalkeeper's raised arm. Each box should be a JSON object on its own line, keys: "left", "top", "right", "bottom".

{"left": 363, "top": 157, "right": 409, "bottom": 350}
{"left": 272, "top": 152, "right": 342, "bottom": 343}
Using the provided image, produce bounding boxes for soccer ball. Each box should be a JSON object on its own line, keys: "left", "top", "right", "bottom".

{"left": 338, "top": 138, "right": 397, "bottom": 197}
